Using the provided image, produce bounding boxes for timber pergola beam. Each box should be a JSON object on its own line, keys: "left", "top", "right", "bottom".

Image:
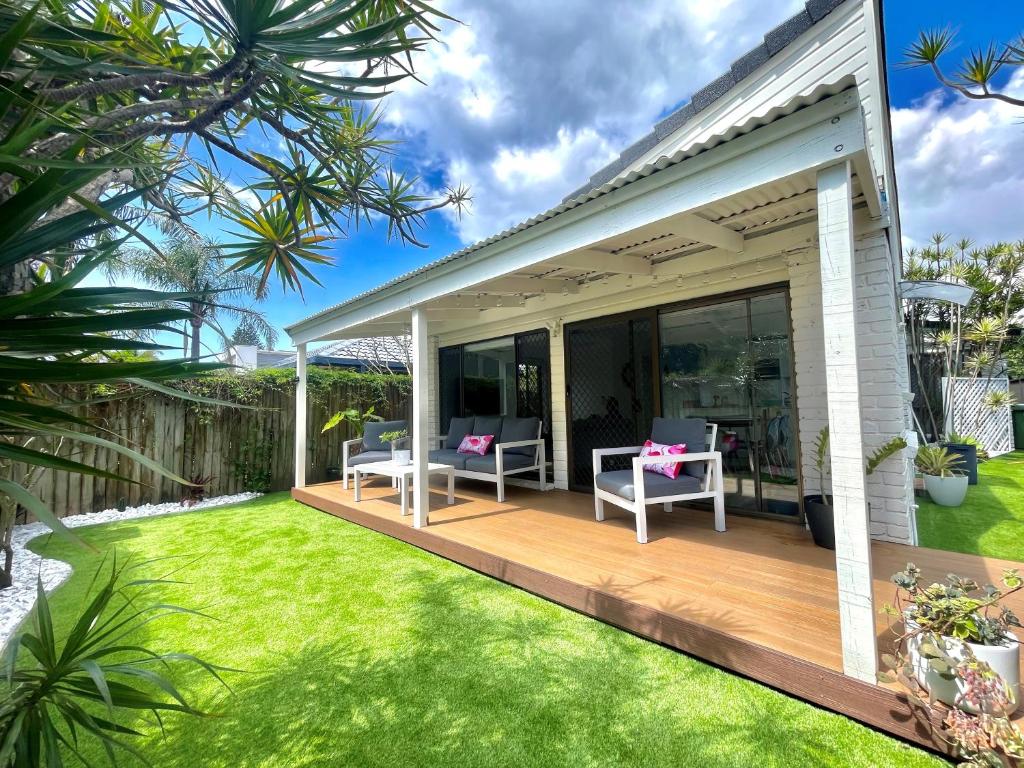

{"left": 662, "top": 212, "right": 744, "bottom": 253}
{"left": 470, "top": 276, "right": 580, "bottom": 295}
{"left": 547, "top": 250, "right": 653, "bottom": 275}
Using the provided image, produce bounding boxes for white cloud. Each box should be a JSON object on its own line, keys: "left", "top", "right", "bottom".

{"left": 384, "top": 0, "right": 804, "bottom": 245}
{"left": 893, "top": 70, "right": 1024, "bottom": 248}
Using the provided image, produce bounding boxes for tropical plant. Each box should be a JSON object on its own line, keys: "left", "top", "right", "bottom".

{"left": 879, "top": 564, "right": 1024, "bottom": 767}
{"left": 916, "top": 445, "right": 965, "bottom": 478}
{"left": 946, "top": 432, "right": 990, "bottom": 462}
{"left": 378, "top": 428, "right": 408, "bottom": 446}
{"left": 108, "top": 236, "right": 276, "bottom": 359}
{"left": 865, "top": 436, "right": 908, "bottom": 476}
{"left": 0, "top": 554, "right": 233, "bottom": 766}
{"left": 811, "top": 426, "right": 830, "bottom": 507}
{"left": 321, "top": 406, "right": 380, "bottom": 436}
{"left": 905, "top": 27, "right": 1024, "bottom": 108}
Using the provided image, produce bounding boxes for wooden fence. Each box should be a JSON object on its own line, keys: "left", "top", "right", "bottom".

{"left": 7, "top": 373, "right": 411, "bottom": 518}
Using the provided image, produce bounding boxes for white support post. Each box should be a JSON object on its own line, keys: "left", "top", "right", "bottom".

{"left": 817, "top": 161, "right": 877, "bottom": 683}
{"left": 294, "top": 343, "right": 307, "bottom": 488}
{"left": 411, "top": 309, "right": 430, "bottom": 528}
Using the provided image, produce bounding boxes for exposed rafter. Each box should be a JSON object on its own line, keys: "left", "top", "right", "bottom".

{"left": 662, "top": 212, "right": 744, "bottom": 252}
{"left": 472, "top": 276, "right": 580, "bottom": 295}
{"left": 547, "top": 250, "right": 652, "bottom": 275}
{"left": 427, "top": 295, "right": 509, "bottom": 309}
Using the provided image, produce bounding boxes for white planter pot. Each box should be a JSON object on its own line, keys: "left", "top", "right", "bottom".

{"left": 392, "top": 449, "right": 412, "bottom": 466}
{"left": 906, "top": 616, "right": 1019, "bottom": 714}
{"left": 924, "top": 473, "right": 968, "bottom": 507}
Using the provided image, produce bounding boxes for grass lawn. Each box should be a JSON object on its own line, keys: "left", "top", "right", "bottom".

{"left": 26, "top": 492, "right": 943, "bottom": 767}
{"left": 917, "top": 451, "right": 1024, "bottom": 561}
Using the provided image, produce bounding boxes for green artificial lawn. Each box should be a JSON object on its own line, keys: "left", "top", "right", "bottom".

{"left": 26, "top": 493, "right": 944, "bottom": 767}
{"left": 917, "top": 451, "right": 1024, "bottom": 562}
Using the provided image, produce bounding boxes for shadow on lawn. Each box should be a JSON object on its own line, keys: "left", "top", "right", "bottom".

{"left": 135, "top": 566, "right": 928, "bottom": 768}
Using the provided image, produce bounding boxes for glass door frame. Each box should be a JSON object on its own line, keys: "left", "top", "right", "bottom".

{"left": 562, "top": 282, "right": 805, "bottom": 523}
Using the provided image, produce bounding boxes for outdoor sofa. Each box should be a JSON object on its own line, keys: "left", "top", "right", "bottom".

{"left": 430, "top": 416, "right": 546, "bottom": 502}
{"left": 593, "top": 417, "right": 725, "bottom": 543}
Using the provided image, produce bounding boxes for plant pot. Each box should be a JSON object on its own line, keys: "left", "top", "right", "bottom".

{"left": 942, "top": 442, "right": 978, "bottom": 485}
{"left": 803, "top": 494, "right": 835, "bottom": 550}
{"left": 392, "top": 449, "right": 412, "bottom": 466}
{"left": 906, "top": 617, "right": 1020, "bottom": 715}
{"left": 325, "top": 465, "right": 341, "bottom": 481}
{"left": 924, "top": 473, "right": 969, "bottom": 507}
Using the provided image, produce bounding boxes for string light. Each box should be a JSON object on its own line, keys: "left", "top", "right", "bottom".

{"left": 676, "top": 275, "right": 683, "bottom": 289}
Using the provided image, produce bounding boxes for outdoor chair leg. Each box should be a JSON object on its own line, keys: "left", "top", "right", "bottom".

{"left": 713, "top": 456, "right": 726, "bottom": 532}
{"left": 594, "top": 493, "right": 604, "bottom": 521}
{"left": 496, "top": 474, "right": 506, "bottom": 503}
{"left": 634, "top": 503, "right": 648, "bottom": 544}
{"left": 663, "top": 502, "right": 672, "bottom": 512}
{"left": 343, "top": 467, "right": 349, "bottom": 491}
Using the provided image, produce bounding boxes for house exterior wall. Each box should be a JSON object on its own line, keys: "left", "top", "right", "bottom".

{"left": 431, "top": 224, "right": 917, "bottom": 545}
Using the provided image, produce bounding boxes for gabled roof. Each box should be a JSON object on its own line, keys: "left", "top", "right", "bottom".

{"left": 286, "top": 0, "right": 851, "bottom": 337}
{"left": 317, "top": 336, "right": 409, "bottom": 364}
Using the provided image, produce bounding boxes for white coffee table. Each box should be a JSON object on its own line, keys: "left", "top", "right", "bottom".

{"left": 352, "top": 461, "right": 455, "bottom": 521}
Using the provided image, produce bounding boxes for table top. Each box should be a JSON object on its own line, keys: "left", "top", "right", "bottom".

{"left": 354, "top": 461, "right": 453, "bottom": 478}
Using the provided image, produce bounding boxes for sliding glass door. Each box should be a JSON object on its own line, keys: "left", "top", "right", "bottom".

{"left": 658, "top": 290, "right": 799, "bottom": 518}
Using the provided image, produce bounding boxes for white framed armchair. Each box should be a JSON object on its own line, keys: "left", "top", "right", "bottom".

{"left": 592, "top": 417, "right": 725, "bottom": 544}
{"left": 342, "top": 419, "right": 409, "bottom": 490}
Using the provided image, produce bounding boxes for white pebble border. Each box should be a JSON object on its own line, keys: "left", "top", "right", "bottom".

{"left": 0, "top": 492, "right": 261, "bottom": 646}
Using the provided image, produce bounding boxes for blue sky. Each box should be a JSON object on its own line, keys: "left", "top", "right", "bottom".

{"left": 138, "top": 1, "right": 1024, "bottom": 356}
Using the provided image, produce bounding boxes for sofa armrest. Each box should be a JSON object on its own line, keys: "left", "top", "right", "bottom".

{"left": 496, "top": 438, "right": 544, "bottom": 467}
{"left": 431, "top": 434, "right": 448, "bottom": 450}
{"left": 633, "top": 450, "right": 719, "bottom": 466}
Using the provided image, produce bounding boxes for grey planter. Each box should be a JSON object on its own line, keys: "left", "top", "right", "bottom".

{"left": 924, "top": 473, "right": 969, "bottom": 507}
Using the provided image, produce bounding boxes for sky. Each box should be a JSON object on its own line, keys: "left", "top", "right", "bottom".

{"left": 131, "top": 0, "right": 1024, "bottom": 356}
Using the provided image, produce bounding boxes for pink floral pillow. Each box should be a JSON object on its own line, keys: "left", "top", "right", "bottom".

{"left": 457, "top": 434, "right": 494, "bottom": 455}
{"left": 640, "top": 439, "right": 688, "bottom": 479}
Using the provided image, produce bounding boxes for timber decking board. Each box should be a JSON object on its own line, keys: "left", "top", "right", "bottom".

{"left": 293, "top": 480, "right": 1024, "bottom": 751}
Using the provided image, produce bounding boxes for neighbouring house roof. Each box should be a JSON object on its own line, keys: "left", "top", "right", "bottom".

{"left": 286, "top": 0, "right": 850, "bottom": 338}
{"left": 249, "top": 336, "right": 410, "bottom": 370}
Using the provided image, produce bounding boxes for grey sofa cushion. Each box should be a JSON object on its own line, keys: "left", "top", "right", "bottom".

{"left": 464, "top": 453, "right": 535, "bottom": 474}
{"left": 429, "top": 448, "right": 469, "bottom": 470}
{"left": 347, "top": 450, "right": 392, "bottom": 467}
{"left": 470, "top": 416, "right": 503, "bottom": 452}
{"left": 444, "top": 416, "right": 476, "bottom": 450}
{"left": 650, "top": 417, "right": 708, "bottom": 478}
{"left": 363, "top": 420, "right": 407, "bottom": 451}
{"left": 498, "top": 416, "right": 540, "bottom": 456}
{"left": 595, "top": 469, "right": 702, "bottom": 501}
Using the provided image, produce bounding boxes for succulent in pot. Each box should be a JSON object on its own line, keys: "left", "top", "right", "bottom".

{"left": 882, "top": 563, "right": 1022, "bottom": 720}
{"left": 916, "top": 444, "right": 968, "bottom": 507}
{"left": 380, "top": 429, "right": 411, "bottom": 465}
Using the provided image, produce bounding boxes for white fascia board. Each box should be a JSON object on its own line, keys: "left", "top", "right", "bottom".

{"left": 289, "top": 90, "right": 865, "bottom": 345}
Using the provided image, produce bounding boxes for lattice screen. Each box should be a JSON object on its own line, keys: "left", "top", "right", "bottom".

{"left": 942, "top": 377, "right": 1013, "bottom": 455}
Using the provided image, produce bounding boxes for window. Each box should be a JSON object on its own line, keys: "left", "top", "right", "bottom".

{"left": 438, "top": 330, "right": 551, "bottom": 443}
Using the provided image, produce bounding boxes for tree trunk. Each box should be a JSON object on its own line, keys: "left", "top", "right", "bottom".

{"left": 190, "top": 316, "right": 202, "bottom": 360}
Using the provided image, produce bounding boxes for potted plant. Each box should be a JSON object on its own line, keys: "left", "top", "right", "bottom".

{"left": 380, "top": 429, "right": 410, "bottom": 465}
{"left": 882, "top": 563, "right": 1022, "bottom": 727}
{"left": 804, "top": 430, "right": 907, "bottom": 550}
{"left": 917, "top": 444, "right": 968, "bottom": 507}
{"left": 943, "top": 432, "right": 984, "bottom": 486}
{"left": 804, "top": 426, "right": 834, "bottom": 549}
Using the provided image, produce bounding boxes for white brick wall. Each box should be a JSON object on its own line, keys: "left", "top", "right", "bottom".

{"left": 789, "top": 231, "right": 916, "bottom": 545}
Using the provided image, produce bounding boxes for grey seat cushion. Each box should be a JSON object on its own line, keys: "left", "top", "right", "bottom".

{"left": 595, "top": 469, "right": 702, "bottom": 501}
{"left": 498, "top": 416, "right": 540, "bottom": 456}
{"left": 650, "top": 417, "right": 708, "bottom": 478}
{"left": 429, "top": 448, "right": 469, "bottom": 470}
{"left": 464, "top": 453, "right": 535, "bottom": 474}
{"left": 347, "top": 450, "right": 392, "bottom": 467}
{"left": 470, "top": 416, "right": 503, "bottom": 452}
{"left": 444, "top": 416, "right": 476, "bottom": 450}
{"left": 363, "top": 420, "right": 407, "bottom": 451}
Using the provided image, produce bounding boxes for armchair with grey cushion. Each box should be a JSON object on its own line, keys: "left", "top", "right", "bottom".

{"left": 593, "top": 417, "right": 725, "bottom": 543}
{"left": 429, "top": 415, "right": 546, "bottom": 502}
{"left": 342, "top": 420, "right": 409, "bottom": 490}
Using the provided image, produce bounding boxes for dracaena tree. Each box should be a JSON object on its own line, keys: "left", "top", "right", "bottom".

{"left": 905, "top": 27, "right": 1024, "bottom": 108}
{"left": 0, "top": 0, "right": 463, "bottom": 588}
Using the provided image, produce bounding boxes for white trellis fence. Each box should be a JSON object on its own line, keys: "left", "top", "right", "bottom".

{"left": 942, "top": 376, "right": 1014, "bottom": 455}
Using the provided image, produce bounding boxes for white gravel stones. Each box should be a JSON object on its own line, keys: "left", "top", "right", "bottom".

{"left": 0, "top": 492, "right": 261, "bottom": 646}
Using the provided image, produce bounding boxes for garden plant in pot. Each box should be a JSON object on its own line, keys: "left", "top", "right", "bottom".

{"left": 917, "top": 444, "right": 969, "bottom": 507}
{"left": 880, "top": 563, "right": 1024, "bottom": 765}
{"left": 381, "top": 429, "right": 411, "bottom": 465}
{"left": 943, "top": 431, "right": 984, "bottom": 486}
{"left": 804, "top": 428, "right": 907, "bottom": 550}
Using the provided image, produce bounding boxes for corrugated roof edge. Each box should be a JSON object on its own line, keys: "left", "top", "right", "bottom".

{"left": 561, "top": 0, "right": 846, "bottom": 202}
{"left": 285, "top": 78, "right": 856, "bottom": 336}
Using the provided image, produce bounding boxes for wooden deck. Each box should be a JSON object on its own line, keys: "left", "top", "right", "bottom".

{"left": 293, "top": 478, "right": 1024, "bottom": 750}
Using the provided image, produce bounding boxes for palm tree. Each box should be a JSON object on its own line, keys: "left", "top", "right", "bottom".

{"left": 110, "top": 237, "right": 276, "bottom": 360}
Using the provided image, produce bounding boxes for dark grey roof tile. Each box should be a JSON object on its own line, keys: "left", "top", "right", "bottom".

{"left": 730, "top": 43, "right": 771, "bottom": 83}
{"left": 654, "top": 103, "right": 695, "bottom": 139}
{"left": 764, "top": 9, "right": 814, "bottom": 55}
{"left": 616, "top": 130, "right": 662, "bottom": 168}
{"left": 806, "top": 0, "right": 845, "bottom": 23}
{"left": 690, "top": 72, "right": 736, "bottom": 114}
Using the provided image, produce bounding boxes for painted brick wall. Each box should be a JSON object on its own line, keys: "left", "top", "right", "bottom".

{"left": 789, "top": 230, "right": 916, "bottom": 545}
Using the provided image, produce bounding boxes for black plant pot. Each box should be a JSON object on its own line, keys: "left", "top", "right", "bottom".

{"left": 326, "top": 465, "right": 342, "bottom": 481}
{"left": 804, "top": 494, "right": 835, "bottom": 550}
{"left": 942, "top": 442, "right": 978, "bottom": 485}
